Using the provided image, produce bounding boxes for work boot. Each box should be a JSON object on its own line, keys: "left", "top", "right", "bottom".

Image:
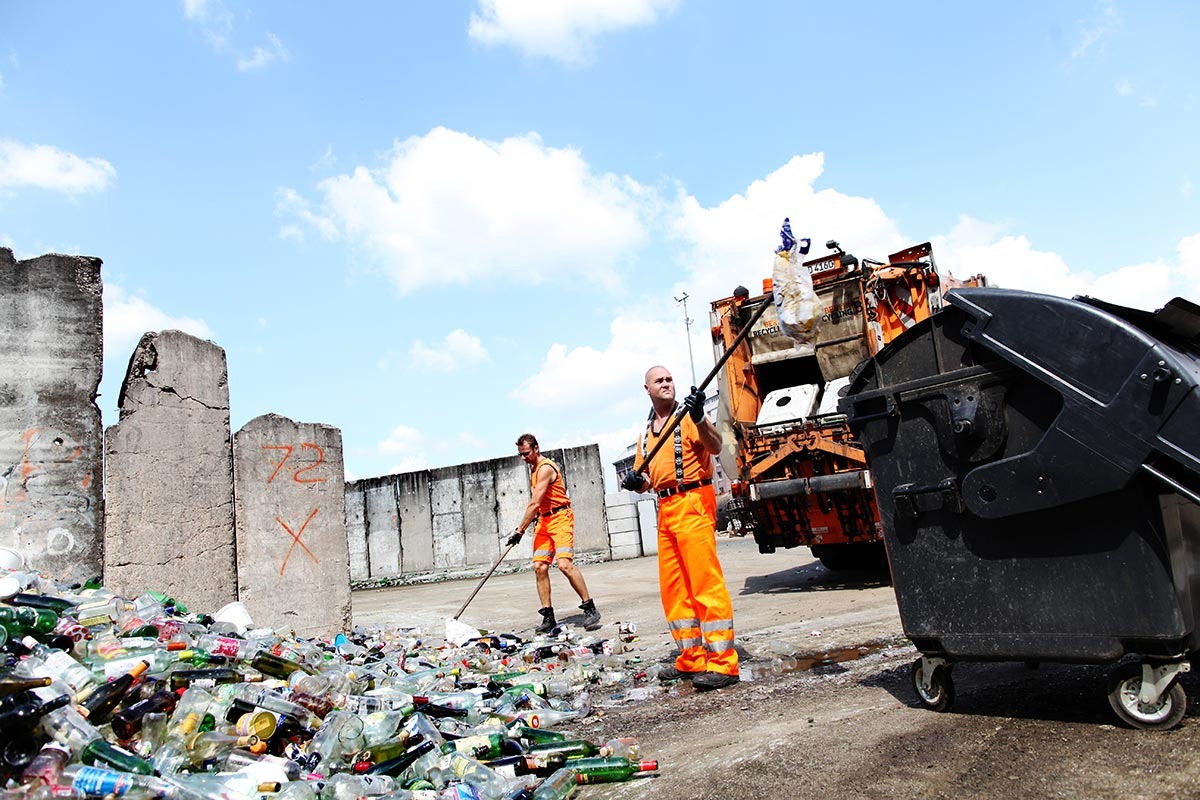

{"left": 579, "top": 598, "right": 602, "bottom": 630}
{"left": 693, "top": 671, "right": 740, "bottom": 692}
{"left": 657, "top": 665, "right": 704, "bottom": 682}
{"left": 535, "top": 607, "right": 557, "bottom": 635}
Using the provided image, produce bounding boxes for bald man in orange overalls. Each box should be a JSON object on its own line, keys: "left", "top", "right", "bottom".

{"left": 620, "top": 366, "right": 739, "bottom": 691}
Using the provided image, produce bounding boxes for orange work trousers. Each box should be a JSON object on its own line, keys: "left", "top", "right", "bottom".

{"left": 657, "top": 484, "right": 738, "bottom": 676}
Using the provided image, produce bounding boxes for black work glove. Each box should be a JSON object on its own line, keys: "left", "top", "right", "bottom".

{"left": 506, "top": 530, "right": 523, "bottom": 547}
{"left": 684, "top": 386, "right": 706, "bottom": 423}
{"left": 620, "top": 471, "right": 645, "bottom": 492}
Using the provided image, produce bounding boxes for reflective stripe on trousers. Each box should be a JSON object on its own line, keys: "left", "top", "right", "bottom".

{"left": 658, "top": 484, "right": 738, "bottom": 676}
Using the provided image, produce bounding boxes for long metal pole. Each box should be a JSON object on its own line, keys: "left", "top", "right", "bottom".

{"left": 632, "top": 296, "right": 773, "bottom": 475}
{"left": 675, "top": 293, "right": 697, "bottom": 386}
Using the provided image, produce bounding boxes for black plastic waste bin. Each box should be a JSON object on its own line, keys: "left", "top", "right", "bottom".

{"left": 840, "top": 288, "right": 1200, "bottom": 729}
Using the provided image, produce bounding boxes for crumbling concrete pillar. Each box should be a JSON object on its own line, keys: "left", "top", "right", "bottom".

{"left": 0, "top": 250, "right": 104, "bottom": 582}
{"left": 233, "top": 414, "right": 350, "bottom": 639}
{"left": 556, "top": 444, "right": 609, "bottom": 557}
{"left": 103, "top": 330, "right": 236, "bottom": 612}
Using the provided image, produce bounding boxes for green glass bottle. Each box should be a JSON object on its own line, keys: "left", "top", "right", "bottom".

{"left": 0, "top": 606, "right": 58, "bottom": 634}
{"left": 6, "top": 593, "right": 76, "bottom": 613}
{"left": 247, "top": 651, "right": 309, "bottom": 679}
{"left": 527, "top": 739, "right": 602, "bottom": 760}
{"left": 569, "top": 757, "right": 658, "bottom": 784}
{"left": 168, "top": 668, "right": 243, "bottom": 692}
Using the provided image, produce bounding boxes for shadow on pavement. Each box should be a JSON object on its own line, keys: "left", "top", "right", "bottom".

{"left": 739, "top": 560, "right": 891, "bottom": 595}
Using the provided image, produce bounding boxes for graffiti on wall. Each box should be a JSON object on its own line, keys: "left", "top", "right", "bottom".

{"left": 262, "top": 442, "right": 328, "bottom": 575}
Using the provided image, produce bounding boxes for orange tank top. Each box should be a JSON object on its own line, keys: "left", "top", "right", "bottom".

{"left": 532, "top": 456, "right": 571, "bottom": 513}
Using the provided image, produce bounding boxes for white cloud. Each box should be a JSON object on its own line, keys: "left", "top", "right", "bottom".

{"left": 181, "top": 0, "right": 233, "bottom": 49}
{"left": 1072, "top": 0, "right": 1120, "bottom": 59}
{"left": 237, "top": 32, "right": 290, "bottom": 71}
{"left": 280, "top": 127, "right": 653, "bottom": 293}
{"left": 1115, "top": 78, "right": 1132, "bottom": 96}
{"left": 103, "top": 283, "right": 216, "bottom": 358}
{"left": 0, "top": 139, "right": 116, "bottom": 195}
{"left": 670, "top": 153, "right": 906, "bottom": 306}
{"left": 378, "top": 424, "right": 430, "bottom": 474}
{"left": 468, "top": 0, "right": 680, "bottom": 65}
{"left": 411, "top": 329, "right": 490, "bottom": 372}
{"left": 458, "top": 431, "right": 488, "bottom": 450}
{"left": 933, "top": 218, "right": 1200, "bottom": 311}
{"left": 513, "top": 312, "right": 688, "bottom": 415}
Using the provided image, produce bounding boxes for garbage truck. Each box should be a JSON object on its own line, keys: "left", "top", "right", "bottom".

{"left": 709, "top": 240, "right": 985, "bottom": 570}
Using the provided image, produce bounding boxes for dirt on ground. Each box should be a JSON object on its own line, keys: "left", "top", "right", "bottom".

{"left": 352, "top": 536, "right": 1200, "bottom": 800}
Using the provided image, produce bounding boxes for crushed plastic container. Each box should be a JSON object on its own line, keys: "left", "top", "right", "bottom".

{"left": 842, "top": 288, "right": 1200, "bottom": 729}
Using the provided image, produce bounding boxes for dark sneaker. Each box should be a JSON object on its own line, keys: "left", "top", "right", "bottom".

{"left": 657, "top": 665, "right": 704, "bottom": 682}
{"left": 693, "top": 671, "right": 740, "bottom": 691}
{"left": 579, "top": 599, "right": 602, "bottom": 631}
{"left": 535, "top": 607, "right": 557, "bottom": 635}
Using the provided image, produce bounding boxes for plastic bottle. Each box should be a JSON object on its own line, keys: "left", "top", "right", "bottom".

{"left": 61, "top": 763, "right": 175, "bottom": 798}
{"left": 194, "top": 632, "right": 260, "bottom": 660}
{"left": 600, "top": 737, "right": 640, "bottom": 760}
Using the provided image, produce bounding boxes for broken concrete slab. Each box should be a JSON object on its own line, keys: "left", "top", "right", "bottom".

{"left": 103, "top": 329, "right": 236, "bottom": 612}
{"left": 0, "top": 249, "right": 104, "bottom": 583}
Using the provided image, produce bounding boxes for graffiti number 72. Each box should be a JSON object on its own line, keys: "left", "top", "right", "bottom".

{"left": 262, "top": 443, "right": 328, "bottom": 484}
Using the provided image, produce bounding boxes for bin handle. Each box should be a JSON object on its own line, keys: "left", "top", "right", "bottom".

{"left": 845, "top": 397, "right": 897, "bottom": 428}
{"left": 1140, "top": 463, "right": 1200, "bottom": 508}
{"left": 893, "top": 478, "right": 964, "bottom": 522}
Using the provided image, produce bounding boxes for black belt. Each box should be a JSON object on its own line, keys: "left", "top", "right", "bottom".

{"left": 657, "top": 478, "right": 713, "bottom": 499}
{"left": 540, "top": 504, "right": 571, "bottom": 518}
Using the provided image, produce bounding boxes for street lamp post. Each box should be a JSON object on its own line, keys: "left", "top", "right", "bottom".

{"left": 674, "top": 292, "right": 697, "bottom": 386}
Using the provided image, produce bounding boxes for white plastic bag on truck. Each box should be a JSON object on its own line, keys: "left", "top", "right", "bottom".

{"left": 772, "top": 218, "right": 819, "bottom": 345}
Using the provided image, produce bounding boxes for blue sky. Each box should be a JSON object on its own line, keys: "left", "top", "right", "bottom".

{"left": 2, "top": 1, "right": 1198, "bottom": 484}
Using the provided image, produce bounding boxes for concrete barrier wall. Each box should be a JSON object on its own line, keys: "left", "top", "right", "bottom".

{"left": 0, "top": 250, "right": 104, "bottom": 583}
{"left": 233, "top": 414, "right": 350, "bottom": 639}
{"left": 104, "top": 330, "right": 237, "bottom": 613}
{"left": 605, "top": 491, "right": 659, "bottom": 560}
{"left": 346, "top": 444, "right": 610, "bottom": 584}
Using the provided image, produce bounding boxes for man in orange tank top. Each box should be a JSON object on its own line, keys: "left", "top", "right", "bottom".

{"left": 508, "top": 433, "right": 602, "bottom": 634}
{"left": 620, "top": 366, "right": 739, "bottom": 691}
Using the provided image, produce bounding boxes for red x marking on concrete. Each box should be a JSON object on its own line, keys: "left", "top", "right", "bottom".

{"left": 276, "top": 508, "right": 320, "bottom": 575}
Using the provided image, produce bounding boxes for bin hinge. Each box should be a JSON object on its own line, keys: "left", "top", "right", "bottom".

{"left": 893, "top": 478, "right": 964, "bottom": 522}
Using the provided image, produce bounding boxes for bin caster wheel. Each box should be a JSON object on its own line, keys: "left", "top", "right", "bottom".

{"left": 1106, "top": 662, "right": 1187, "bottom": 730}
{"left": 910, "top": 657, "right": 954, "bottom": 712}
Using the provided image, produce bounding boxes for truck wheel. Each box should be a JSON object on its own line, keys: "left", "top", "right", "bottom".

{"left": 910, "top": 658, "right": 954, "bottom": 712}
{"left": 1106, "top": 663, "right": 1187, "bottom": 730}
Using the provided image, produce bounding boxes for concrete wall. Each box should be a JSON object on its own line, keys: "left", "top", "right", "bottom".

{"left": 605, "top": 491, "right": 659, "bottom": 560}
{"left": 346, "top": 444, "right": 610, "bottom": 584}
{"left": 0, "top": 250, "right": 105, "bottom": 583}
{"left": 233, "top": 414, "right": 350, "bottom": 639}
{"left": 104, "top": 330, "right": 237, "bottom": 613}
